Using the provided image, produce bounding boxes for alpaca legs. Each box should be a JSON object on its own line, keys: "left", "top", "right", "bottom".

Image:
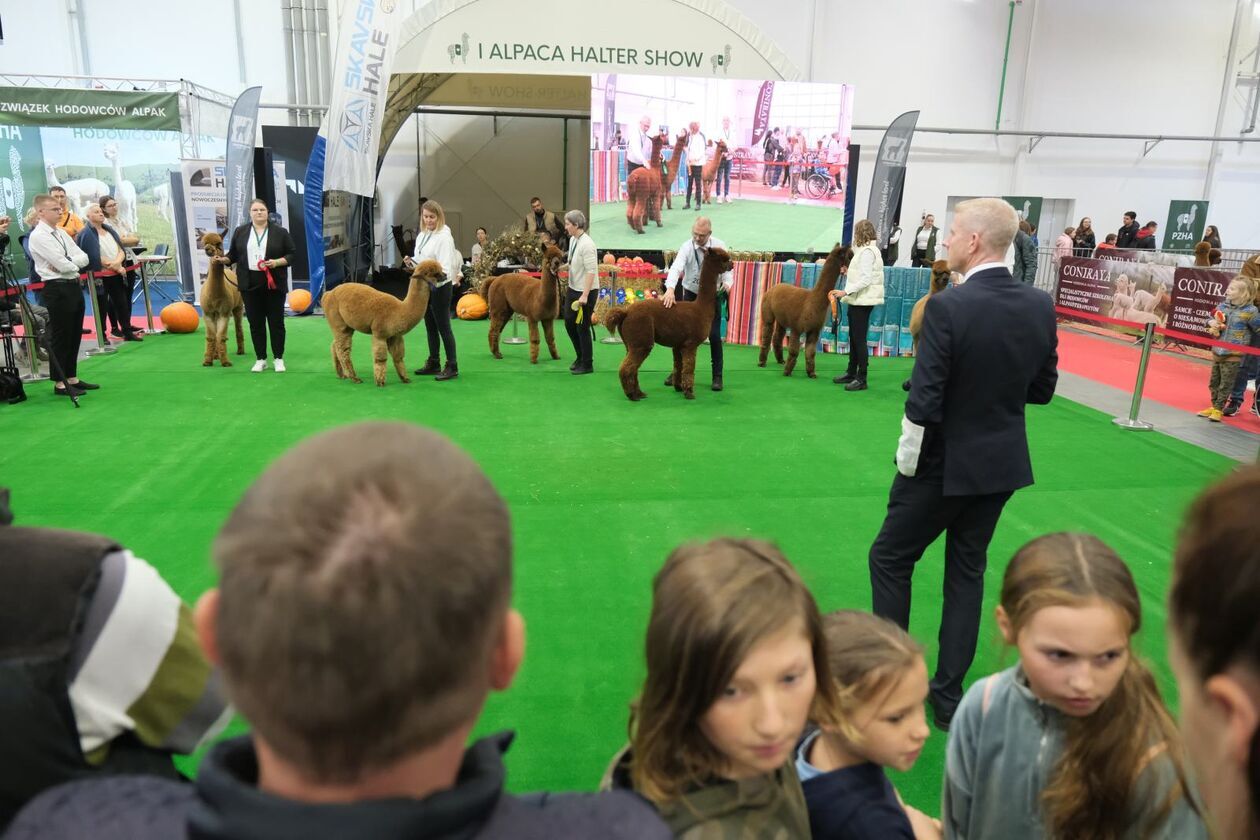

{"left": 334, "top": 331, "right": 360, "bottom": 383}
{"left": 804, "top": 330, "right": 820, "bottom": 378}
{"left": 672, "top": 346, "right": 684, "bottom": 392}
{"left": 370, "top": 334, "right": 389, "bottom": 387}
{"left": 216, "top": 319, "right": 232, "bottom": 366}
{"left": 202, "top": 317, "right": 217, "bottom": 366}
{"left": 681, "top": 346, "right": 698, "bottom": 399}
{"left": 542, "top": 319, "right": 560, "bottom": 359}
{"left": 783, "top": 332, "right": 802, "bottom": 377}
{"left": 488, "top": 312, "right": 507, "bottom": 359}
{"left": 619, "top": 345, "right": 650, "bottom": 401}
{"left": 758, "top": 315, "right": 775, "bottom": 367}
{"left": 527, "top": 319, "right": 541, "bottom": 364}
{"left": 772, "top": 324, "right": 787, "bottom": 365}
{"left": 387, "top": 335, "right": 410, "bottom": 383}
{"left": 331, "top": 339, "right": 344, "bottom": 378}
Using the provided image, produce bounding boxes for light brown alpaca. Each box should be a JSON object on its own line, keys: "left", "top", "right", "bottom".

{"left": 659, "top": 132, "right": 688, "bottom": 212}
{"left": 320, "top": 259, "right": 441, "bottom": 386}
{"left": 625, "top": 132, "right": 666, "bottom": 234}
{"left": 484, "top": 243, "right": 564, "bottom": 363}
{"left": 198, "top": 232, "right": 245, "bottom": 367}
{"left": 757, "top": 244, "right": 854, "bottom": 378}
{"left": 701, "top": 140, "right": 729, "bottom": 204}
{"left": 902, "top": 259, "right": 952, "bottom": 390}
{"left": 604, "top": 247, "right": 733, "bottom": 401}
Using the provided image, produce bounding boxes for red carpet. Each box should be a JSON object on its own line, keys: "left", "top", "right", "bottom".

{"left": 1057, "top": 328, "right": 1260, "bottom": 433}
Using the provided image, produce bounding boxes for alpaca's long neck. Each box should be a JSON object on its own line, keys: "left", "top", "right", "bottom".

{"left": 810, "top": 260, "right": 843, "bottom": 304}
{"left": 696, "top": 266, "right": 718, "bottom": 306}
{"left": 665, "top": 140, "right": 686, "bottom": 180}
{"left": 402, "top": 277, "right": 432, "bottom": 315}
{"left": 205, "top": 260, "right": 227, "bottom": 292}
{"left": 540, "top": 261, "right": 559, "bottom": 310}
{"left": 111, "top": 156, "right": 122, "bottom": 184}
{"left": 649, "top": 142, "right": 664, "bottom": 169}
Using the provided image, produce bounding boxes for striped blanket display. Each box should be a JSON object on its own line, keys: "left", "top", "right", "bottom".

{"left": 590, "top": 150, "right": 625, "bottom": 203}
{"left": 725, "top": 260, "right": 789, "bottom": 346}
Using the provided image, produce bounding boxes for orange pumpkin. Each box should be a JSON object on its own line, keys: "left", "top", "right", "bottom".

{"left": 632, "top": 256, "right": 643, "bottom": 263}
{"left": 602, "top": 253, "right": 616, "bottom": 265}
{"left": 456, "top": 293, "right": 488, "bottom": 320}
{"left": 161, "top": 302, "right": 200, "bottom": 333}
{"left": 287, "top": 289, "right": 312, "bottom": 312}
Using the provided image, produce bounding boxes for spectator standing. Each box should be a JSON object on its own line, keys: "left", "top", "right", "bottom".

{"left": 1134, "top": 221, "right": 1158, "bottom": 250}
{"left": 1117, "top": 211, "right": 1141, "bottom": 248}
{"left": 1012, "top": 221, "right": 1037, "bottom": 285}
{"left": 1203, "top": 224, "right": 1222, "bottom": 249}
{"left": 1054, "top": 227, "right": 1075, "bottom": 262}
{"left": 683, "top": 121, "right": 706, "bottom": 211}
{"left": 1072, "top": 217, "right": 1096, "bottom": 257}
{"left": 910, "top": 214, "right": 940, "bottom": 268}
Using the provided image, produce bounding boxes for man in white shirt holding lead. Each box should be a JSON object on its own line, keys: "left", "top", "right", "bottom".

{"left": 625, "top": 115, "right": 654, "bottom": 177}
{"left": 662, "top": 216, "right": 734, "bottom": 391}
{"left": 27, "top": 193, "right": 96, "bottom": 397}
{"left": 683, "top": 121, "right": 707, "bottom": 210}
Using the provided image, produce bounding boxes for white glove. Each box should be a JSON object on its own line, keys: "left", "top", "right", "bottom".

{"left": 895, "top": 415, "right": 926, "bottom": 478}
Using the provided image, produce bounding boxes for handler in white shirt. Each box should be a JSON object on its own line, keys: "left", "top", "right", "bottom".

{"left": 562, "top": 209, "right": 599, "bottom": 375}
{"left": 662, "top": 216, "right": 734, "bottom": 391}
{"left": 404, "top": 199, "right": 461, "bottom": 380}
{"left": 683, "top": 121, "right": 707, "bottom": 210}
{"left": 625, "top": 115, "right": 654, "bottom": 176}
{"left": 28, "top": 193, "right": 96, "bottom": 396}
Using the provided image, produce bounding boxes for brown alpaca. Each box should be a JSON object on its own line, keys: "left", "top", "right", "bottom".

{"left": 625, "top": 132, "right": 666, "bottom": 234}
{"left": 1193, "top": 241, "right": 1212, "bottom": 267}
{"left": 604, "top": 247, "right": 733, "bottom": 401}
{"left": 198, "top": 232, "right": 245, "bottom": 367}
{"left": 320, "top": 259, "right": 440, "bottom": 386}
{"left": 659, "top": 131, "right": 687, "bottom": 211}
{"left": 701, "top": 140, "right": 729, "bottom": 203}
{"left": 757, "top": 244, "right": 855, "bottom": 378}
{"left": 484, "top": 243, "right": 564, "bottom": 363}
{"left": 908, "top": 260, "right": 953, "bottom": 345}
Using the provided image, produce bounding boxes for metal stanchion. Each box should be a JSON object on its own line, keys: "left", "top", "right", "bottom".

{"left": 17, "top": 297, "right": 49, "bottom": 382}
{"left": 138, "top": 259, "right": 162, "bottom": 334}
{"left": 84, "top": 271, "right": 117, "bottom": 356}
{"left": 503, "top": 313, "right": 526, "bottom": 345}
{"left": 1112, "top": 321, "right": 1155, "bottom": 431}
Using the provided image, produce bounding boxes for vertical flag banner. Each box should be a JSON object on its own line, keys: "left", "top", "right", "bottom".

{"left": 1163, "top": 200, "right": 1209, "bottom": 252}
{"left": 748, "top": 81, "right": 774, "bottom": 147}
{"left": 225, "top": 85, "right": 262, "bottom": 233}
{"left": 601, "top": 74, "right": 617, "bottom": 149}
{"left": 324, "top": 0, "right": 404, "bottom": 196}
{"left": 867, "top": 110, "right": 918, "bottom": 250}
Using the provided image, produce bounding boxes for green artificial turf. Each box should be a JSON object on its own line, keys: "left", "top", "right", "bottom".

{"left": 0, "top": 317, "right": 1236, "bottom": 813}
{"left": 591, "top": 196, "right": 846, "bottom": 253}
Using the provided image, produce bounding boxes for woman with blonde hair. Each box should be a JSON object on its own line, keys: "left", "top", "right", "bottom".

{"left": 404, "top": 199, "right": 460, "bottom": 381}
{"left": 830, "top": 219, "right": 884, "bottom": 391}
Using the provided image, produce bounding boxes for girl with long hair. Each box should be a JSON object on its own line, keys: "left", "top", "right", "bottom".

{"left": 944, "top": 532, "right": 1205, "bottom": 839}
{"left": 830, "top": 219, "right": 885, "bottom": 392}
{"left": 605, "top": 538, "right": 839, "bottom": 837}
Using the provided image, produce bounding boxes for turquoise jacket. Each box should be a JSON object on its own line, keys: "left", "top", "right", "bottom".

{"left": 1210, "top": 299, "right": 1259, "bottom": 358}
{"left": 943, "top": 666, "right": 1206, "bottom": 840}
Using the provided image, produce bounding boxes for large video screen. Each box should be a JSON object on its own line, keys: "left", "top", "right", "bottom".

{"left": 590, "top": 74, "right": 854, "bottom": 253}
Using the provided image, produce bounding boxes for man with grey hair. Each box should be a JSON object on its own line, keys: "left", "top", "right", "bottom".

{"left": 867, "top": 197, "right": 1059, "bottom": 732}
{"left": 625, "top": 115, "right": 654, "bottom": 177}
{"left": 663, "top": 216, "right": 733, "bottom": 391}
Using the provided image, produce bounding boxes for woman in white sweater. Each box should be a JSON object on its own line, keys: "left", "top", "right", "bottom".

{"left": 562, "top": 210, "right": 599, "bottom": 374}
{"left": 405, "top": 199, "right": 460, "bottom": 381}
{"left": 829, "top": 219, "right": 885, "bottom": 391}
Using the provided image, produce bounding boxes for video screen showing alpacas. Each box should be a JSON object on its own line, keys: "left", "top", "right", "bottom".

{"left": 590, "top": 73, "right": 854, "bottom": 252}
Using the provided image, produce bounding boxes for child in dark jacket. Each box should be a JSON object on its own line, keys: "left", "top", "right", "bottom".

{"left": 795, "top": 611, "right": 939, "bottom": 839}
{"left": 1199, "top": 276, "right": 1260, "bottom": 422}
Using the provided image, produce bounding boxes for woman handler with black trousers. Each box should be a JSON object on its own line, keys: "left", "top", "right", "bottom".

{"left": 218, "top": 199, "right": 296, "bottom": 373}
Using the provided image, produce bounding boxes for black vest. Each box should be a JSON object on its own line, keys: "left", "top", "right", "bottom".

{"left": 0, "top": 527, "right": 181, "bottom": 830}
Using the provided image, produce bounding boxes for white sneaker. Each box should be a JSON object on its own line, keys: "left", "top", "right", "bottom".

{"left": 251, "top": 360, "right": 267, "bottom": 372}
{"left": 274, "top": 359, "right": 286, "bottom": 372}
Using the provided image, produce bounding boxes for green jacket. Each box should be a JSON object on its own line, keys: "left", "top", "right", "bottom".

{"left": 603, "top": 747, "right": 811, "bottom": 840}
{"left": 944, "top": 666, "right": 1206, "bottom": 840}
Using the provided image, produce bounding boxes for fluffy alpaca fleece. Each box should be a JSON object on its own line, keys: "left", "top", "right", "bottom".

{"left": 909, "top": 260, "right": 952, "bottom": 346}
{"left": 701, "top": 140, "right": 729, "bottom": 204}
{"left": 625, "top": 132, "right": 666, "bottom": 234}
{"left": 1193, "top": 241, "right": 1212, "bottom": 267}
{"left": 756, "top": 244, "right": 854, "bottom": 377}
{"left": 604, "top": 247, "right": 734, "bottom": 401}
{"left": 659, "top": 132, "right": 687, "bottom": 212}
{"left": 320, "top": 259, "right": 440, "bottom": 386}
{"left": 198, "top": 232, "right": 245, "bottom": 367}
{"left": 483, "top": 243, "right": 564, "bottom": 363}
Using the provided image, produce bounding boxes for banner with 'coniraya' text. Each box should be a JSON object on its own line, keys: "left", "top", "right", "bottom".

{"left": 323, "top": 0, "right": 405, "bottom": 197}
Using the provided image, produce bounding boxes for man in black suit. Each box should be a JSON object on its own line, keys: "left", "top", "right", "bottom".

{"left": 867, "top": 197, "right": 1058, "bottom": 730}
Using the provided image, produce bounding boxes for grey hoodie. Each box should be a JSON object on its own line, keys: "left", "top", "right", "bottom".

{"left": 943, "top": 666, "right": 1206, "bottom": 840}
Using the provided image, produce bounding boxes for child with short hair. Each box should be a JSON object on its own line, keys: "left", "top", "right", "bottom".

{"left": 1199, "top": 276, "right": 1259, "bottom": 422}
{"left": 605, "top": 537, "right": 839, "bottom": 837}
{"left": 944, "top": 532, "right": 1206, "bottom": 839}
{"left": 796, "top": 611, "right": 940, "bottom": 839}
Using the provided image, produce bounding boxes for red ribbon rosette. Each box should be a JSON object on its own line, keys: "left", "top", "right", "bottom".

{"left": 257, "top": 259, "right": 277, "bottom": 290}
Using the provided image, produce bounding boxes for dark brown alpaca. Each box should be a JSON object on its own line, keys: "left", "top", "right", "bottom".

{"left": 483, "top": 244, "right": 564, "bottom": 363}
{"left": 604, "top": 247, "right": 734, "bottom": 401}
{"left": 757, "top": 244, "right": 854, "bottom": 378}
{"left": 701, "top": 140, "right": 728, "bottom": 203}
{"left": 657, "top": 132, "right": 689, "bottom": 213}
{"left": 1193, "top": 241, "right": 1212, "bottom": 267}
{"left": 625, "top": 132, "right": 666, "bottom": 234}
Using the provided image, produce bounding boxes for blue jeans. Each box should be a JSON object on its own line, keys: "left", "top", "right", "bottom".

{"left": 1230, "top": 350, "right": 1260, "bottom": 403}
{"left": 716, "top": 159, "right": 731, "bottom": 197}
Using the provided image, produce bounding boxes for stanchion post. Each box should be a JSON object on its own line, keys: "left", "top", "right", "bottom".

{"left": 1112, "top": 321, "right": 1155, "bottom": 431}
{"left": 502, "top": 312, "right": 526, "bottom": 345}
{"left": 138, "top": 260, "right": 161, "bottom": 334}
{"left": 85, "top": 271, "right": 117, "bottom": 356}
{"left": 17, "top": 297, "right": 49, "bottom": 382}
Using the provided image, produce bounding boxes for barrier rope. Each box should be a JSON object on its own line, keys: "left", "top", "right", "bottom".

{"left": 1054, "top": 305, "right": 1260, "bottom": 357}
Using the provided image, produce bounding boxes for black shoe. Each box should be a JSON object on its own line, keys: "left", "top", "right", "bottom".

{"left": 833, "top": 372, "right": 855, "bottom": 385}
{"left": 110, "top": 329, "right": 125, "bottom": 338}
{"left": 844, "top": 378, "right": 868, "bottom": 392}
{"left": 711, "top": 376, "right": 723, "bottom": 392}
{"left": 123, "top": 332, "right": 144, "bottom": 342}
{"left": 69, "top": 380, "right": 99, "bottom": 390}
{"left": 81, "top": 328, "right": 91, "bottom": 335}
{"left": 572, "top": 363, "right": 594, "bottom": 375}
{"left": 53, "top": 385, "right": 83, "bottom": 397}
{"left": 902, "top": 379, "right": 911, "bottom": 392}
{"left": 413, "top": 358, "right": 440, "bottom": 376}
{"left": 929, "top": 696, "right": 955, "bottom": 732}
{"left": 570, "top": 360, "right": 580, "bottom": 372}
{"left": 434, "top": 363, "right": 459, "bottom": 381}
{"left": 1223, "top": 400, "right": 1241, "bottom": 417}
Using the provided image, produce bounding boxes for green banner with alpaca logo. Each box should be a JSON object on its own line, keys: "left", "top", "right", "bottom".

{"left": 0, "top": 124, "right": 47, "bottom": 280}
{"left": 1163, "top": 200, "right": 1209, "bottom": 252}
{"left": 1002, "top": 196, "right": 1043, "bottom": 233}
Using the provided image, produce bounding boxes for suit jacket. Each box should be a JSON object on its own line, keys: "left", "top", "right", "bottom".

{"left": 905, "top": 267, "right": 1058, "bottom": 496}
{"left": 224, "top": 223, "right": 297, "bottom": 293}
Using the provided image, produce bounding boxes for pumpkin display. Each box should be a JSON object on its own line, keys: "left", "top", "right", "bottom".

{"left": 602, "top": 253, "right": 616, "bottom": 264}
{"left": 160, "top": 302, "right": 200, "bottom": 333}
{"left": 287, "top": 289, "right": 312, "bottom": 312}
{"left": 456, "top": 293, "right": 488, "bottom": 320}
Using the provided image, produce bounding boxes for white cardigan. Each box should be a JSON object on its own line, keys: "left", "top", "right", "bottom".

{"left": 412, "top": 225, "right": 458, "bottom": 286}
{"left": 843, "top": 243, "right": 885, "bottom": 306}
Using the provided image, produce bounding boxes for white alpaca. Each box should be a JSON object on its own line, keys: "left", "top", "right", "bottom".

{"left": 44, "top": 161, "right": 80, "bottom": 215}
{"left": 46, "top": 160, "right": 108, "bottom": 216}
{"left": 1131, "top": 288, "right": 1159, "bottom": 313}
{"left": 1111, "top": 292, "right": 1135, "bottom": 318}
{"left": 153, "top": 183, "right": 173, "bottom": 223}
{"left": 103, "top": 144, "right": 138, "bottom": 232}
{"left": 1177, "top": 203, "right": 1198, "bottom": 232}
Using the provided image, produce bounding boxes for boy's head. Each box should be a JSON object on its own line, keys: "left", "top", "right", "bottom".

{"left": 196, "top": 422, "right": 521, "bottom": 784}
{"left": 1104, "top": 233, "right": 1117, "bottom": 244}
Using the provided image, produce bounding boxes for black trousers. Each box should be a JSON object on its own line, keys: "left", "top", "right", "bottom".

{"left": 564, "top": 287, "right": 596, "bottom": 365}
{"left": 679, "top": 286, "right": 723, "bottom": 376}
{"left": 686, "top": 165, "right": 703, "bottom": 207}
{"left": 424, "top": 282, "right": 456, "bottom": 364}
{"left": 42, "top": 280, "right": 84, "bottom": 380}
{"left": 240, "top": 283, "right": 286, "bottom": 360}
{"left": 845, "top": 304, "right": 872, "bottom": 378}
{"left": 869, "top": 473, "right": 1013, "bottom": 714}
{"left": 626, "top": 162, "right": 644, "bottom": 178}
{"left": 102, "top": 275, "right": 130, "bottom": 333}
{"left": 910, "top": 251, "right": 930, "bottom": 268}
